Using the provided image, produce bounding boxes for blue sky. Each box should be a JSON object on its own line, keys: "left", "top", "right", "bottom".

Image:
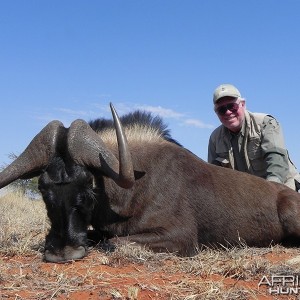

{"left": 1, "top": 1, "right": 300, "bottom": 169}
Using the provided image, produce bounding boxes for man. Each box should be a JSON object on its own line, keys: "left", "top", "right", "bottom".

{"left": 208, "top": 83, "right": 300, "bottom": 191}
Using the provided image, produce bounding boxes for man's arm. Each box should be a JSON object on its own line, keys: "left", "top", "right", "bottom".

{"left": 261, "top": 116, "right": 289, "bottom": 184}
{"left": 208, "top": 135, "right": 222, "bottom": 166}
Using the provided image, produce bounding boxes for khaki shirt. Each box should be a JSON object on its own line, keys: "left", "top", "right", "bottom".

{"left": 208, "top": 111, "right": 300, "bottom": 190}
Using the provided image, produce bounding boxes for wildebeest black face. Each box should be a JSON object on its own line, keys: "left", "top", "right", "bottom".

{"left": 38, "top": 157, "right": 95, "bottom": 262}
{"left": 0, "top": 105, "right": 135, "bottom": 263}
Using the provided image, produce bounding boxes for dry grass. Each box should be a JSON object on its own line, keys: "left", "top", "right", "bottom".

{"left": 0, "top": 191, "right": 48, "bottom": 257}
{"left": 1, "top": 192, "right": 300, "bottom": 299}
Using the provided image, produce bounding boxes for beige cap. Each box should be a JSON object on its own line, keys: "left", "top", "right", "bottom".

{"left": 213, "top": 84, "right": 241, "bottom": 104}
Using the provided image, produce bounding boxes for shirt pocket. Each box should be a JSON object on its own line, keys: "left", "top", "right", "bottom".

{"left": 247, "top": 137, "right": 264, "bottom": 171}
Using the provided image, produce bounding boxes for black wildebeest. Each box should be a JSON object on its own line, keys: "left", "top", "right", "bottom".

{"left": 1, "top": 103, "right": 300, "bottom": 262}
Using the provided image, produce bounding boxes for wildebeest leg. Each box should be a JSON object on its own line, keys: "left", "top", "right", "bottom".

{"left": 109, "top": 232, "right": 197, "bottom": 256}
{"left": 277, "top": 189, "right": 300, "bottom": 245}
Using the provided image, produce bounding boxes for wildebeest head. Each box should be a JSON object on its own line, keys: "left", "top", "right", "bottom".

{"left": 0, "top": 104, "right": 135, "bottom": 262}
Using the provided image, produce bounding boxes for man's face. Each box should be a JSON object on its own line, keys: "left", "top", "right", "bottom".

{"left": 214, "top": 97, "right": 246, "bottom": 132}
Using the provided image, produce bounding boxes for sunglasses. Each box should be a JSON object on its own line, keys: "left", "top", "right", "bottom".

{"left": 215, "top": 102, "right": 240, "bottom": 116}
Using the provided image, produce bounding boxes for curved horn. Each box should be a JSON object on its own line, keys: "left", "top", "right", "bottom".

{"left": 110, "top": 103, "right": 135, "bottom": 186}
{"left": 0, "top": 120, "right": 65, "bottom": 189}
{"left": 68, "top": 103, "right": 135, "bottom": 189}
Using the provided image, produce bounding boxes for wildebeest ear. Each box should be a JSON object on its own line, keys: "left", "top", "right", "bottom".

{"left": 134, "top": 170, "right": 146, "bottom": 180}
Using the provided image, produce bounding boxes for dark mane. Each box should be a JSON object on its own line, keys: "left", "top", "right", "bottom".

{"left": 89, "top": 110, "right": 182, "bottom": 146}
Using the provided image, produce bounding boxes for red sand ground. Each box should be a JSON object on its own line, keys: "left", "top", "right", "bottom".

{"left": 0, "top": 249, "right": 297, "bottom": 299}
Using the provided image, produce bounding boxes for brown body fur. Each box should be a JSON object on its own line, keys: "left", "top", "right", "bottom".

{"left": 93, "top": 138, "right": 300, "bottom": 255}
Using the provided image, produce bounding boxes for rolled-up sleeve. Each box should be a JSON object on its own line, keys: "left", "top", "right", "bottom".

{"left": 261, "top": 116, "right": 289, "bottom": 184}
